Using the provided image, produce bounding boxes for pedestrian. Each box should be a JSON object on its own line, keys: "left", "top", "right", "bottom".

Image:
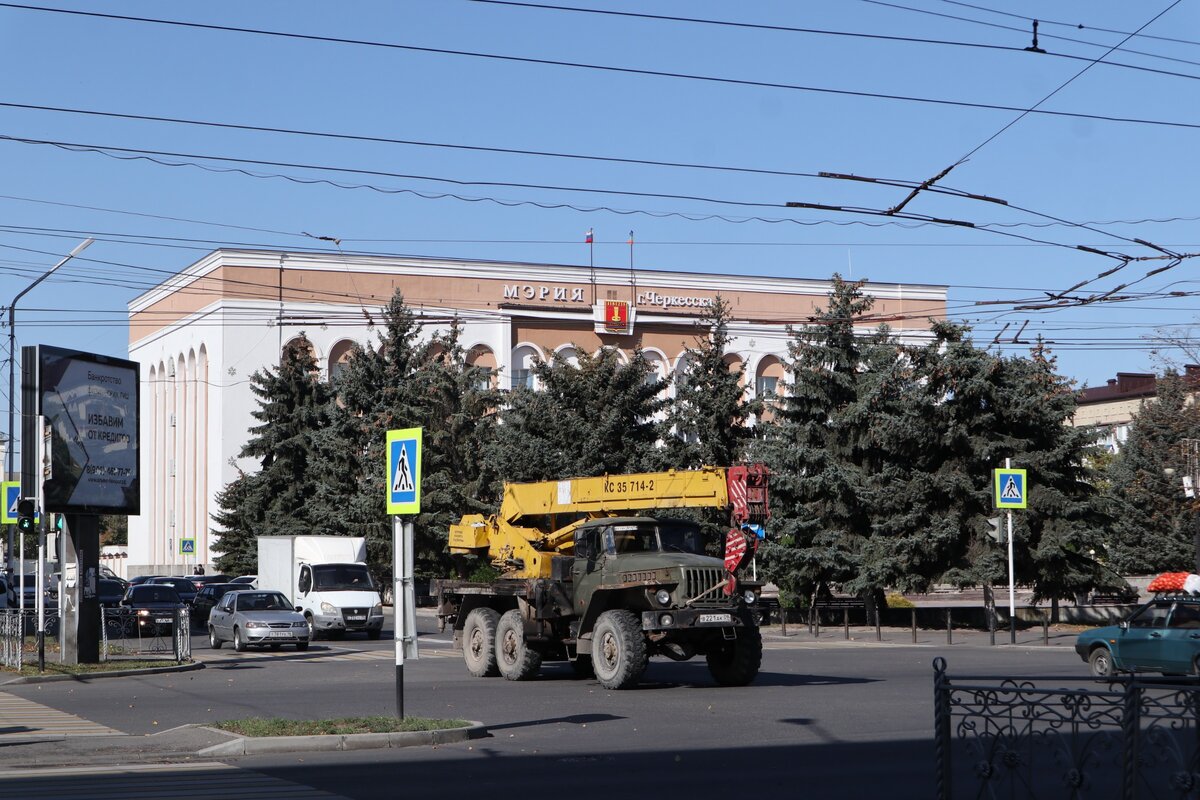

{"left": 193, "top": 564, "right": 205, "bottom": 576}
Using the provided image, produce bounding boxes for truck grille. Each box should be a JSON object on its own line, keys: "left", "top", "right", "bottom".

{"left": 683, "top": 568, "right": 725, "bottom": 602}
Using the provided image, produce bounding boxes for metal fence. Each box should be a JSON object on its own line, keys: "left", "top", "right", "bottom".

{"left": 933, "top": 657, "right": 1200, "bottom": 799}
{"left": 100, "top": 607, "right": 190, "bottom": 661}
{"left": 0, "top": 607, "right": 190, "bottom": 669}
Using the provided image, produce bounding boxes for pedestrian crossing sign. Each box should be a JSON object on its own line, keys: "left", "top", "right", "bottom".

{"left": 993, "top": 468, "right": 1028, "bottom": 509}
{"left": 386, "top": 428, "right": 422, "bottom": 515}
{"left": 179, "top": 538, "right": 196, "bottom": 555}
{"left": 2, "top": 481, "right": 18, "bottom": 524}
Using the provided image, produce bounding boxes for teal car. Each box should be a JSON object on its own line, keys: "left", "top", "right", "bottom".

{"left": 1075, "top": 596, "right": 1200, "bottom": 677}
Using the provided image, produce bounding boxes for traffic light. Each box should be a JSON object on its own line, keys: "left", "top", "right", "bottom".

{"left": 986, "top": 515, "right": 1005, "bottom": 544}
{"left": 16, "top": 498, "right": 34, "bottom": 536}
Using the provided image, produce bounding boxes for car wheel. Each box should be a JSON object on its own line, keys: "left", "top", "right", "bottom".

{"left": 592, "top": 610, "right": 648, "bottom": 690}
{"left": 233, "top": 626, "right": 246, "bottom": 652}
{"left": 462, "top": 607, "right": 500, "bottom": 678}
{"left": 209, "top": 626, "right": 223, "bottom": 649}
{"left": 305, "top": 614, "right": 319, "bottom": 641}
{"left": 496, "top": 608, "right": 542, "bottom": 681}
{"left": 1089, "top": 647, "right": 1115, "bottom": 678}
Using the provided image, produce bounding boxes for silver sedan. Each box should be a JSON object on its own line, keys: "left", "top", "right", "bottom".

{"left": 207, "top": 590, "right": 310, "bottom": 652}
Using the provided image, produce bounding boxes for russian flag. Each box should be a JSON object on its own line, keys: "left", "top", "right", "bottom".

{"left": 585, "top": 229, "right": 593, "bottom": 244}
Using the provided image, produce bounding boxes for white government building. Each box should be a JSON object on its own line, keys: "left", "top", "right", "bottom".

{"left": 125, "top": 248, "right": 947, "bottom": 576}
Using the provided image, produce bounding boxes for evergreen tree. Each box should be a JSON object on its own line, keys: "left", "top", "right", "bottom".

{"left": 487, "top": 346, "right": 666, "bottom": 483}
{"left": 211, "top": 334, "right": 331, "bottom": 575}
{"left": 307, "top": 294, "right": 498, "bottom": 582}
{"left": 665, "top": 296, "right": 762, "bottom": 468}
{"left": 1106, "top": 372, "right": 1200, "bottom": 573}
{"left": 754, "top": 275, "right": 901, "bottom": 609}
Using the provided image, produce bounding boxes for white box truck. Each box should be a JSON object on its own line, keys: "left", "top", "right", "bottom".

{"left": 257, "top": 536, "right": 385, "bottom": 640}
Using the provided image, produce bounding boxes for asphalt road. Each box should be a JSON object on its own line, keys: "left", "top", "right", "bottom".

{"left": 0, "top": 612, "right": 1090, "bottom": 798}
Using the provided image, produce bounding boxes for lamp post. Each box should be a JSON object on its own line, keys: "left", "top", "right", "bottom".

{"left": 5, "top": 238, "right": 94, "bottom": 576}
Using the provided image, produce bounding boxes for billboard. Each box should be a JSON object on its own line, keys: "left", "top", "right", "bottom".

{"left": 35, "top": 345, "right": 140, "bottom": 515}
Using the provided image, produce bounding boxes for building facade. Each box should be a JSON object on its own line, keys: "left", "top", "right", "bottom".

{"left": 125, "top": 249, "right": 947, "bottom": 575}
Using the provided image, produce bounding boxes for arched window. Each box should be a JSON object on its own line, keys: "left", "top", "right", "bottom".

{"left": 555, "top": 345, "right": 579, "bottom": 368}
{"left": 327, "top": 340, "right": 356, "bottom": 385}
{"left": 467, "top": 345, "right": 498, "bottom": 390}
{"left": 755, "top": 355, "right": 785, "bottom": 400}
{"left": 510, "top": 345, "right": 541, "bottom": 391}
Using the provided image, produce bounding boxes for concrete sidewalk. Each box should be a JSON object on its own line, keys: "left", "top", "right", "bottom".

{"left": 759, "top": 621, "right": 1083, "bottom": 649}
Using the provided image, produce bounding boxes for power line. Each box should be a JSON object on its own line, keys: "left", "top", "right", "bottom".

{"left": 466, "top": 0, "right": 1200, "bottom": 81}
{"left": 2, "top": 4, "right": 1199, "bottom": 129}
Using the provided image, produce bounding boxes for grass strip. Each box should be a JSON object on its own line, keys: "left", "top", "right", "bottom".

{"left": 5, "top": 659, "right": 183, "bottom": 676}
{"left": 213, "top": 716, "right": 469, "bottom": 737}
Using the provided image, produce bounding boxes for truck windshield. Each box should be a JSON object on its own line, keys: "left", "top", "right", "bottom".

{"left": 608, "top": 521, "right": 705, "bottom": 556}
{"left": 656, "top": 521, "right": 706, "bottom": 555}
{"left": 312, "top": 564, "right": 374, "bottom": 591}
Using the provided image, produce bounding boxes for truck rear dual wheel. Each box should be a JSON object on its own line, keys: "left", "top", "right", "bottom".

{"left": 496, "top": 609, "right": 542, "bottom": 681}
{"left": 706, "top": 625, "right": 762, "bottom": 686}
{"left": 463, "top": 607, "right": 500, "bottom": 677}
{"left": 593, "top": 610, "right": 648, "bottom": 690}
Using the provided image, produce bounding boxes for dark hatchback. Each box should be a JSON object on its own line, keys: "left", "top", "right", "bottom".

{"left": 191, "top": 583, "right": 242, "bottom": 628}
{"left": 119, "top": 584, "right": 185, "bottom": 635}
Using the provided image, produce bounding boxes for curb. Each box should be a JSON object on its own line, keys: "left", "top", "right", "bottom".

{"left": 196, "top": 721, "right": 487, "bottom": 756}
{"left": 0, "top": 661, "right": 204, "bottom": 685}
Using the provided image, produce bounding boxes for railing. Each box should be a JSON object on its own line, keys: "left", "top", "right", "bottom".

{"left": 0, "top": 607, "right": 191, "bottom": 669}
{"left": 100, "top": 607, "right": 190, "bottom": 662}
{"left": 933, "top": 657, "right": 1200, "bottom": 799}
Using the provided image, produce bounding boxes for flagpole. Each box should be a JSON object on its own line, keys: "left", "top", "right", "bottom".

{"left": 588, "top": 228, "right": 595, "bottom": 305}
{"left": 628, "top": 230, "right": 636, "bottom": 306}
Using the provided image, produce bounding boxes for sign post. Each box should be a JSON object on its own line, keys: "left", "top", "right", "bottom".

{"left": 386, "top": 427, "right": 422, "bottom": 719}
{"left": 993, "top": 460, "right": 1028, "bottom": 645}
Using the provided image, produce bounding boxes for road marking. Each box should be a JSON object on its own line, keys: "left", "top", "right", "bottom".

{"left": 0, "top": 691, "right": 123, "bottom": 736}
{"left": 1, "top": 762, "right": 349, "bottom": 798}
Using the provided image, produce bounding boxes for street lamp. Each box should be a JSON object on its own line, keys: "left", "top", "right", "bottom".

{"left": 5, "top": 238, "right": 94, "bottom": 576}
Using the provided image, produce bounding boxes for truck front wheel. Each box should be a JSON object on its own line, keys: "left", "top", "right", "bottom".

{"left": 706, "top": 625, "right": 762, "bottom": 686}
{"left": 592, "top": 610, "right": 648, "bottom": 690}
{"left": 496, "top": 609, "right": 542, "bottom": 681}
{"left": 463, "top": 607, "right": 500, "bottom": 677}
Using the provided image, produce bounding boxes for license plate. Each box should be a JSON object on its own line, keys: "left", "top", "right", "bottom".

{"left": 268, "top": 631, "right": 293, "bottom": 638}
{"left": 698, "top": 613, "right": 732, "bottom": 624}
{"left": 346, "top": 615, "right": 365, "bottom": 621}
{"left": 154, "top": 617, "right": 171, "bottom": 624}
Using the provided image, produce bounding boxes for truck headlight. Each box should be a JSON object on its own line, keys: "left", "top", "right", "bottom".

{"left": 320, "top": 601, "right": 336, "bottom": 614}
{"left": 743, "top": 589, "right": 757, "bottom": 605}
{"left": 655, "top": 589, "right": 671, "bottom": 606}
{"left": 370, "top": 604, "right": 383, "bottom": 616}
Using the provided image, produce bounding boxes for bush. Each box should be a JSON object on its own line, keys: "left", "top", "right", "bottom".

{"left": 467, "top": 562, "right": 500, "bottom": 583}
{"left": 885, "top": 592, "right": 915, "bottom": 609}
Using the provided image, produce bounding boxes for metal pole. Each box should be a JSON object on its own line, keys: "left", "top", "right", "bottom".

{"left": 393, "top": 515, "right": 404, "bottom": 718}
{"left": 946, "top": 607, "right": 952, "bottom": 645}
{"left": 843, "top": 606, "right": 849, "bottom": 640}
{"left": 911, "top": 608, "right": 917, "bottom": 644}
{"left": 6, "top": 238, "right": 93, "bottom": 577}
{"left": 1006, "top": 458, "right": 1016, "bottom": 645}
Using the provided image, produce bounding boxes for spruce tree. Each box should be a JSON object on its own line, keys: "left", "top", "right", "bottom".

{"left": 211, "top": 334, "right": 331, "bottom": 575}
{"left": 665, "top": 296, "right": 762, "bottom": 469}
{"left": 486, "top": 346, "right": 666, "bottom": 483}
{"left": 754, "top": 275, "right": 902, "bottom": 611}
{"left": 1106, "top": 372, "right": 1200, "bottom": 573}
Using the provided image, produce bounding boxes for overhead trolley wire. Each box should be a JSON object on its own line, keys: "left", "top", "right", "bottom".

{"left": 2, "top": 4, "right": 1200, "bottom": 126}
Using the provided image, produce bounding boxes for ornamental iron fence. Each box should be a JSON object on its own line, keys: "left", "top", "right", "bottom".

{"left": 934, "top": 657, "right": 1200, "bottom": 799}
{"left": 100, "top": 606, "right": 190, "bottom": 662}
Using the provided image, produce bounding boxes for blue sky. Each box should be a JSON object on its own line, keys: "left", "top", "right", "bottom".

{"left": 2, "top": 0, "right": 1199, "bottom": 404}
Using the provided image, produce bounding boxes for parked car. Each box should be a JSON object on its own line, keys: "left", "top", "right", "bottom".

{"left": 1076, "top": 594, "right": 1200, "bottom": 677}
{"left": 230, "top": 575, "right": 257, "bottom": 586}
{"left": 97, "top": 579, "right": 128, "bottom": 607}
{"left": 128, "top": 575, "right": 160, "bottom": 586}
{"left": 6, "top": 574, "right": 44, "bottom": 608}
{"left": 188, "top": 574, "right": 233, "bottom": 591}
{"left": 146, "top": 576, "right": 198, "bottom": 605}
{"left": 207, "top": 590, "right": 310, "bottom": 652}
{"left": 118, "top": 584, "right": 185, "bottom": 636}
{"left": 191, "top": 582, "right": 242, "bottom": 628}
